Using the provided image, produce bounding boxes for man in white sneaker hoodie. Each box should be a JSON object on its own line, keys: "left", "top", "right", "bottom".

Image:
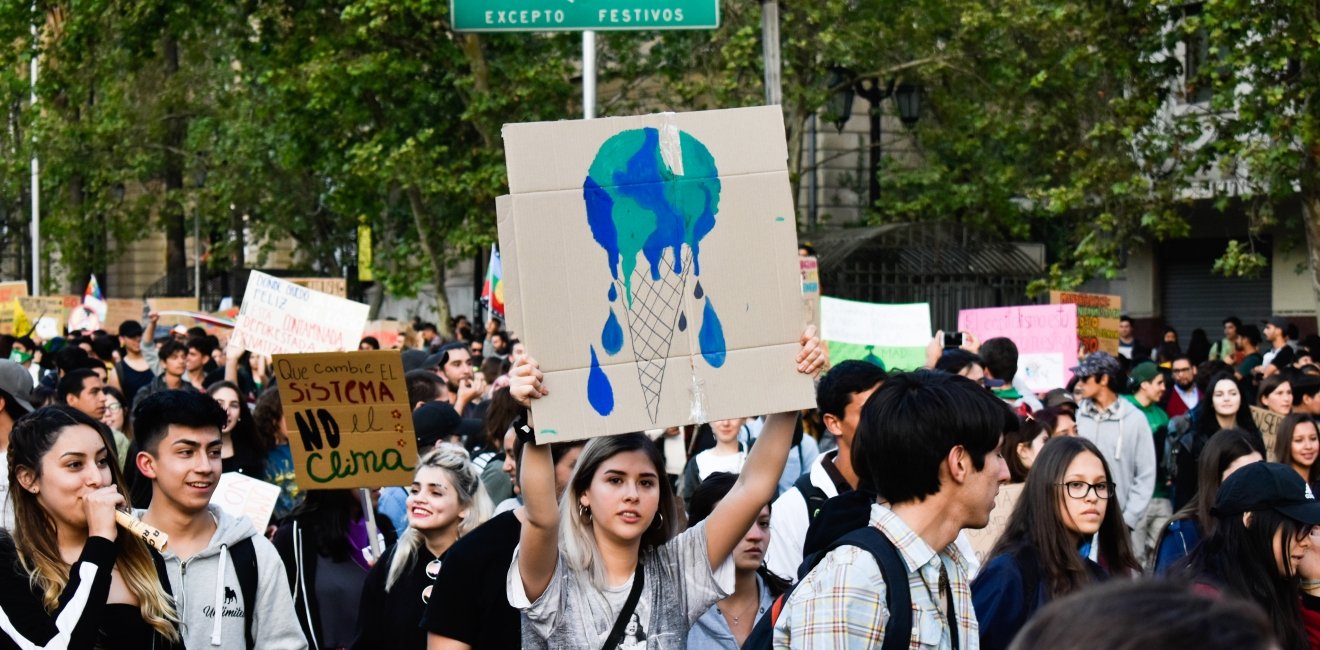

{"left": 1073, "top": 352, "right": 1156, "bottom": 538}
{"left": 134, "top": 389, "right": 307, "bottom": 650}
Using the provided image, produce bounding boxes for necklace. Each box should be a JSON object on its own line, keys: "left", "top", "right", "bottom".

{"left": 718, "top": 597, "right": 761, "bottom": 626}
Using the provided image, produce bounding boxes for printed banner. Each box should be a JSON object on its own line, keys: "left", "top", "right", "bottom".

{"left": 958, "top": 303, "right": 1079, "bottom": 392}
{"left": 272, "top": 350, "right": 418, "bottom": 490}
{"left": 820, "top": 297, "right": 930, "bottom": 371}
{"left": 232, "top": 271, "right": 368, "bottom": 356}
{"left": 1050, "top": 291, "right": 1121, "bottom": 355}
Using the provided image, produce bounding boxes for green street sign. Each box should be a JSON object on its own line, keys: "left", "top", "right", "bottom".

{"left": 451, "top": 0, "right": 720, "bottom": 32}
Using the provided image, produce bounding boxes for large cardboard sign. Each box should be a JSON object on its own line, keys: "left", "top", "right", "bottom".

{"left": 0, "top": 282, "right": 27, "bottom": 304}
{"left": 232, "top": 271, "right": 369, "bottom": 356}
{"left": 964, "top": 482, "right": 1024, "bottom": 565}
{"left": 271, "top": 350, "right": 418, "bottom": 490}
{"left": 1050, "top": 291, "right": 1121, "bottom": 355}
{"left": 820, "top": 297, "right": 930, "bottom": 371}
{"left": 19, "top": 296, "right": 79, "bottom": 339}
{"left": 498, "top": 107, "right": 816, "bottom": 442}
{"left": 1252, "top": 406, "right": 1285, "bottom": 462}
{"left": 958, "top": 304, "right": 1079, "bottom": 392}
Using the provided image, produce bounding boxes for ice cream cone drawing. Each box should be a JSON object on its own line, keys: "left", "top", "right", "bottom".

{"left": 582, "top": 125, "right": 727, "bottom": 421}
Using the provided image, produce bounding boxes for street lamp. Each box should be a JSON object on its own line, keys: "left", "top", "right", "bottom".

{"left": 826, "top": 68, "right": 923, "bottom": 210}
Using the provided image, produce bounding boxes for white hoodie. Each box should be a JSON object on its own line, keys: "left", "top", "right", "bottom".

{"left": 144, "top": 505, "right": 308, "bottom": 650}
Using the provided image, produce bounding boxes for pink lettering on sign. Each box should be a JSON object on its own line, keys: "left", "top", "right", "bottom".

{"left": 957, "top": 304, "right": 1078, "bottom": 393}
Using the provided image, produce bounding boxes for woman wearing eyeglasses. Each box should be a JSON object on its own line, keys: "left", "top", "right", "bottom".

{"left": 350, "top": 444, "right": 492, "bottom": 650}
{"left": 971, "top": 436, "right": 1140, "bottom": 650}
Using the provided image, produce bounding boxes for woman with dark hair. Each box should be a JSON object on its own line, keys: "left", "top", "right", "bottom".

{"left": 1259, "top": 374, "right": 1295, "bottom": 417}
{"left": 1003, "top": 414, "right": 1050, "bottom": 483}
{"left": 1186, "top": 328, "right": 1212, "bottom": 368}
{"left": 971, "top": 436, "right": 1140, "bottom": 650}
{"left": 207, "top": 380, "right": 266, "bottom": 478}
{"left": 99, "top": 385, "right": 132, "bottom": 470}
{"left": 1032, "top": 406, "right": 1079, "bottom": 439}
{"left": 1169, "top": 372, "right": 1263, "bottom": 510}
{"left": 1274, "top": 414, "right": 1320, "bottom": 491}
{"left": 272, "top": 489, "right": 398, "bottom": 649}
{"left": 507, "top": 330, "right": 824, "bottom": 648}
{"left": 473, "top": 387, "right": 521, "bottom": 504}
{"left": 0, "top": 406, "right": 182, "bottom": 649}
{"left": 1155, "top": 326, "right": 1183, "bottom": 365}
{"left": 684, "top": 472, "right": 791, "bottom": 649}
{"left": 1154, "top": 428, "right": 1264, "bottom": 573}
{"left": 1179, "top": 462, "right": 1320, "bottom": 650}
{"left": 252, "top": 387, "right": 300, "bottom": 523}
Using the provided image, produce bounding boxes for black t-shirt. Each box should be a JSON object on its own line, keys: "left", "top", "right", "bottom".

{"left": 422, "top": 510, "right": 522, "bottom": 648}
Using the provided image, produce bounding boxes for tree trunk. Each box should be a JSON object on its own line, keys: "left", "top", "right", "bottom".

{"left": 406, "top": 186, "right": 452, "bottom": 338}
{"left": 1304, "top": 189, "right": 1320, "bottom": 333}
{"left": 784, "top": 102, "right": 808, "bottom": 231}
{"left": 162, "top": 35, "right": 187, "bottom": 295}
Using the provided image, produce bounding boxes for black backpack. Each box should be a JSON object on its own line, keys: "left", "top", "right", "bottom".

{"left": 228, "top": 537, "right": 260, "bottom": 649}
{"left": 743, "top": 525, "right": 913, "bottom": 649}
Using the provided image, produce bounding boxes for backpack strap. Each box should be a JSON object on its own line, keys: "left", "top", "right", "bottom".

{"left": 793, "top": 471, "right": 829, "bottom": 522}
{"left": 229, "top": 537, "right": 259, "bottom": 649}
{"left": 830, "top": 527, "right": 913, "bottom": 650}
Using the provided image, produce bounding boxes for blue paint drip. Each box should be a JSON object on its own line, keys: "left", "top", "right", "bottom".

{"left": 699, "top": 299, "right": 726, "bottom": 368}
{"left": 694, "top": 281, "right": 704, "bottom": 299}
{"left": 583, "top": 177, "right": 620, "bottom": 281}
{"left": 602, "top": 309, "right": 624, "bottom": 356}
{"left": 607, "top": 284, "right": 618, "bottom": 303}
{"left": 678, "top": 312, "right": 687, "bottom": 332}
{"left": 587, "top": 346, "right": 615, "bottom": 416}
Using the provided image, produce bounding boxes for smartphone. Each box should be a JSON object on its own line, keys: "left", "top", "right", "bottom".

{"left": 943, "top": 332, "right": 964, "bottom": 349}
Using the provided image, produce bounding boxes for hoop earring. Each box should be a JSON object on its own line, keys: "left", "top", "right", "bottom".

{"left": 579, "top": 504, "right": 591, "bottom": 521}
{"left": 652, "top": 512, "right": 664, "bottom": 529}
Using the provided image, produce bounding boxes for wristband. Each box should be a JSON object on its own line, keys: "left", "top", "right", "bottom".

{"left": 512, "top": 409, "right": 536, "bottom": 445}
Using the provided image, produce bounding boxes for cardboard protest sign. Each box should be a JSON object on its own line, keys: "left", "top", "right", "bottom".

{"left": 800, "top": 256, "right": 820, "bottom": 326}
{"left": 272, "top": 350, "right": 418, "bottom": 490}
{"left": 362, "top": 320, "right": 405, "bottom": 349}
{"left": 104, "top": 299, "right": 145, "bottom": 334}
{"left": 1050, "top": 291, "right": 1121, "bottom": 355}
{"left": 497, "top": 107, "right": 816, "bottom": 442}
{"left": 19, "top": 296, "right": 78, "bottom": 340}
{"left": 820, "top": 297, "right": 930, "bottom": 371}
{"left": 212, "top": 472, "right": 281, "bottom": 529}
{"left": 1252, "top": 406, "right": 1285, "bottom": 462}
{"left": 0, "top": 282, "right": 27, "bottom": 304}
{"left": 964, "top": 482, "right": 1024, "bottom": 564}
{"left": 958, "top": 304, "right": 1079, "bottom": 392}
{"left": 286, "top": 277, "right": 348, "bottom": 299}
{"left": 232, "top": 271, "right": 369, "bottom": 357}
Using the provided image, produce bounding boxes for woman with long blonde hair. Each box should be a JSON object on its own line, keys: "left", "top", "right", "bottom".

{"left": 351, "top": 443, "right": 493, "bottom": 649}
{"left": 0, "top": 405, "right": 180, "bottom": 649}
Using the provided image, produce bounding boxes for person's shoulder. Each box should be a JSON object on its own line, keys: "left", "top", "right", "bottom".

{"left": 449, "top": 511, "right": 521, "bottom": 559}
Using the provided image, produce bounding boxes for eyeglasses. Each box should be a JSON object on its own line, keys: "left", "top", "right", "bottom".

{"left": 1172, "top": 367, "right": 1194, "bottom": 374}
{"left": 421, "top": 558, "right": 441, "bottom": 604}
{"left": 104, "top": 403, "right": 123, "bottom": 413}
{"left": 1057, "top": 481, "right": 1115, "bottom": 500}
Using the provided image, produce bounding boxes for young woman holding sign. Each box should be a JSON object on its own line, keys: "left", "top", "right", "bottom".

{"left": 505, "top": 327, "right": 825, "bottom": 648}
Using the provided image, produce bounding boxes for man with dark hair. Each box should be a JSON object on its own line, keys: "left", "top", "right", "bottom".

{"left": 1163, "top": 354, "right": 1201, "bottom": 418}
{"left": 1258, "top": 316, "right": 1297, "bottom": 378}
{"left": 1234, "top": 325, "right": 1265, "bottom": 381}
{"left": 116, "top": 319, "right": 155, "bottom": 401}
{"left": 184, "top": 336, "right": 217, "bottom": 390}
{"left": 134, "top": 391, "right": 307, "bottom": 650}
{"left": 405, "top": 369, "right": 446, "bottom": 411}
{"left": 58, "top": 368, "right": 105, "bottom": 421}
{"left": 431, "top": 341, "right": 483, "bottom": 417}
{"left": 1211, "top": 316, "right": 1243, "bottom": 364}
{"left": 776, "top": 370, "right": 1014, "bottom": 646}
{"left": 766, "top": 361, "right": 886, "bottom": 579}
{"left": 933, "top": 349, "right": 988, "bottom": 384}
{"left": 1073, "top": 352, "right": 1155, "bottom": 536}
{"left": 979, "top": 337, "right": 1041, "bottom": 412}
{"left": 132, "top": 338, "right": 197, "bottom": 416}
{"left": 489, "top": 330, "right": 512, "bottom": 358}
{"left": 1118, "top": 315, "right": 1152, "bottom": 362}
{"left": 1294, "top": 374, "right": 1320, "bottom": 416}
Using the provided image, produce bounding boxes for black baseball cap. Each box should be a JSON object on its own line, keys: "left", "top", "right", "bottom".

{"left": 413, "top": 401, "right": 461, "bottom": 449}
{"left": 1263, "top": 316, "right": 1288, "bottom": 330}
{"left": 1213, "top": 462, "right": 1320, "bottom": 524}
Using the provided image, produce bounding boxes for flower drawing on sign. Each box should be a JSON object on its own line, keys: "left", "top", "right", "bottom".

{"left": 582, "top": 126, "right": 726, "bottom": 420}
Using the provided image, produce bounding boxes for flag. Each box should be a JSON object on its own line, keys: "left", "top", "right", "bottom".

{"left": 481, "top": 244, "right": 504, "bottom": 319}
{"left": 83, "top": 274, "right": 107, "bottom": 322}
{"left": 11, "top": 299, "right": 31, "bottom": 338}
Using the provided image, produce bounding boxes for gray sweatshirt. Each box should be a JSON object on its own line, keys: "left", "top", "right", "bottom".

{"left": 143, "top": 505, "right": 308, "bottom": 650}
{"left": 1076, "top": 397, "right": 1157, "bottom": 530}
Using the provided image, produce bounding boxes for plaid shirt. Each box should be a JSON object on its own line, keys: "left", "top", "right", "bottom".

{"left": 773, "top": 503, "right": 978, "bottom": 649}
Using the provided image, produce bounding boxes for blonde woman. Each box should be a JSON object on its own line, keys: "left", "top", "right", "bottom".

{"left": 0, "top": 405, "right": 181, "bottom": 649}
{"left": 351, "top": 444, "right": 493, "bottom": 649}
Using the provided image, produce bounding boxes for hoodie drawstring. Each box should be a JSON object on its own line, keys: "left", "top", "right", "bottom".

{"left": 210, "top": 544, "right": 230, "bottom": 646}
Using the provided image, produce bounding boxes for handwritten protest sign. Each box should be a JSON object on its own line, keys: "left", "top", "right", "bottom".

{"left": 821, "top": 298, "right": 931, "bottom": 371}
{"left": 362, "top": 320, "right": 404, "bottom": 349}
{"left": 286, "top": 277, "right": 348, "bottom": 299}
{"left": 212, "top": 473, "right": 282, "bottom": 529}
{"left": 1050, "top": 291, "right": 1121, "bottom": 355}
{"left": 498, "top": 107, "right": 816, "bottom": 442}
{"left": 19, "top": 296, "right": 78, "bottom": 340}
{"left": 0, "top": 282, "right": 26, "bottom": 304}
{"left": 800, "top": 257, "right": 820, "bottom": 326}
{"left": 232, "top": 271, "right": 369, "bottom": 357}
{"left": 958, "top": 304, "right": 1078, "bottom": 392}
{"left": 1252, "top": 406, "right": 1284, "bottom": 462}
{"left": 272, "top": 350, "right": 418, "bottom": 490}
{"left": 964, "top": 482, "right": 1024, "bottom": 564}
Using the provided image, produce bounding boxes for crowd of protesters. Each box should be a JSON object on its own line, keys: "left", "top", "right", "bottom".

{"left": 1, "top": 308, "right": 1320, "bottom": 649}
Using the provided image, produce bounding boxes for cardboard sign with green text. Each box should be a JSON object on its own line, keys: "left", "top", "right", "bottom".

{"left": 272, "top": 350, "right": 418, "bottom": 490}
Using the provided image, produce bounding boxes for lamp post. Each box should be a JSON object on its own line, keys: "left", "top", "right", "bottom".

{"left": 826, "top": 68, "right": 924, "bottom": 211}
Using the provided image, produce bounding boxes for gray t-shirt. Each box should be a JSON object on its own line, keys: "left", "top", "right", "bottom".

{"left": 508, "top": 521, "right": 734, "bottom": 649}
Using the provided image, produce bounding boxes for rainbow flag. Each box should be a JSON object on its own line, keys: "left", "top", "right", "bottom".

{"left": 83, "top": 274, "right": 107, "bottom": 322}
{"left": 481, "top": 244, "right": 504, "bottom": 318}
